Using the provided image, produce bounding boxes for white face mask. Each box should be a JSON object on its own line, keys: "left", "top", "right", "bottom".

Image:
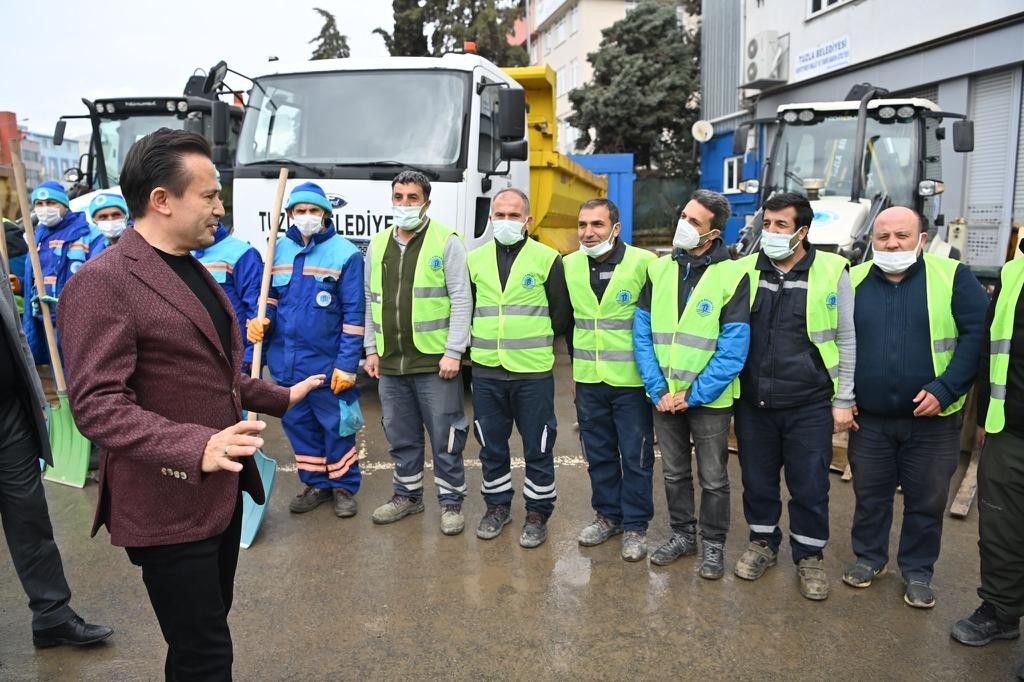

{"left": 873, "top": 235, "right": 923, "bottom": 274}
{"left": 672, "top": 218, "right": 701, "bottom": 251}
{"left": 580, "top": 233, "right": 615, "bottom": 259}
{"left": 761, "top": 230, "right": 802, "bottom": 261}
{"left": 35, "top": 206, "right": 62, "bottom": 227}
{"left": 96, "top": 219, "right": 128, "bottom": 240}
{"left": 392, "top": 204, "right": 426, "bottom": 231}
{"left": 293, "top": 214, "right": 323, "bottom": 237}
{"left": 492, "top": 219, "right": 526, "bottom": 246}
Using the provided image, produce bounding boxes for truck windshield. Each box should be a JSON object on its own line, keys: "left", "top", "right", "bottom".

{"left": 237, "top": 70, "right": 468, "bottom": 167}
{"left": 98, "top": 115, "right": 183, "bottom": 186}
{"left": 768, "top": 114, "right": 917, "bottom": 207}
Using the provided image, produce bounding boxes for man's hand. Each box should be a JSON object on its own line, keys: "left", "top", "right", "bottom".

{"left": 246, "top": 317, "right": 270, "bottom": 344}
{"left": 289, "top": 374, "right": 326, "bottom": 407}
{"left": 31, "top": 294, "right": 58, "bottom": 317}
{"left": 438, "top": 356, "right": 460, "bottom": 380}
{"left": 912, "top": 389, "right": 942, "bottom": 417}
{"left": 203, "top": 420, "right": 267, "bottom": 473}
{"left": 832, "top": 406, "right": 856, "bottom": 433}
{"left": 671, "top": 390, "right": 690, "bottom": 413}
{"left": 8, "top": 274, "right": 21, "bottom": 295}
{"left": 364, "top": 353, "right": 380, "bottom": 379}
{"left": 331, "top": 369, "right": 356, "bottom": 394}
{"left": 656, "top": 393, "right": 675, "bottom": 413}
{"left": 570, "top": 380, "right": 576, "bottom": 401}
{"left": 975, "top": 426, "right": 986, "bottom": 450}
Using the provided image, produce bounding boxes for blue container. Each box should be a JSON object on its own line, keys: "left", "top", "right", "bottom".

{"left": 570, "top": 153, "right": 636, "bottom": 244}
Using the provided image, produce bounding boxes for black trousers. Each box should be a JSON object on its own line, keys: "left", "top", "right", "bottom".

{"left": 977, "top": 430, "right": 1024, "bottom": 621}
{"left": 0, "top": 398, "right": 74, "bottom": 629}
{"left": 126, "top": 494, "right": 243, "bottom": 682}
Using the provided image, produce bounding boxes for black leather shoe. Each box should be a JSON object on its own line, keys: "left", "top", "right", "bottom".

{"left": 33, "top": 615, "right": 113, "bottom": 648}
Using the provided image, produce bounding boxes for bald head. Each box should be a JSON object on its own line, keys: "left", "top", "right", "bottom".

{"left": 872, "top": 206, "right": 927, "bottom": 253}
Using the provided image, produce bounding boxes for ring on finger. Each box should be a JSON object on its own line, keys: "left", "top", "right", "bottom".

{"left": 224, "top": 445, "right": 230, "bottom": 457}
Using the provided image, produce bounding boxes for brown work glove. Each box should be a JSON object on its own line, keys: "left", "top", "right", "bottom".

{"left": 246, "top": 317, "right": 270, "bottom": 344}
{"left": 331, "top": 369, "right": 356, "bottom": 394}
{"left": 8, "top": 274, "right": 21, "bottom": 295}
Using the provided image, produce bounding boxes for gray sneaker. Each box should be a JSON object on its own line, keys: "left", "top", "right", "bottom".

{"left": 699, "top": 540, "right": 725, "bottom": 580}
{"left": 476, "top": 505, "right": 512, "bottom": 540}
{"left": 371, "top": 495, "right": 425, "bottom": 524}
{"left": 621, "top": 531, "right": 647, "bottom": 562}
{"left": 734, "top": 540, "right": 777, "bottom": 580}
{"left": 842, "top": 561, "right": 882, "bottom": 588}
{"left": 650, "top": 532, "right": 698, "bottom": 566}
{"left": 798, "top": 556, "right": 830, "bottom": 601}
{"left": 519, "top": 511, "right": 548, "bottom": 549}
{"left": 289, "top": 486, "right": 332, "bottom": 513}
{"left": 904, "top": 579, "right": 936, "bottom": 609}
{"left": 577, "top": 514, "right": 623, "bottom": 547}
{"left": 440, "top": 504, "right": 465, "bottom": 536}
{"left": 333, "top": 489, "right": 357, "bottom": 518}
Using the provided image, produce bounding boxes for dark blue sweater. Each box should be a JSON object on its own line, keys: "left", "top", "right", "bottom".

{"left": 853, "top": 256, "right": 988, "bottom": 417}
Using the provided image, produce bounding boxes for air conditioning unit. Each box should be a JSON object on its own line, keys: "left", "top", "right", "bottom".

{"left": 743, "top": 31, "right": 786, "bottom": 88}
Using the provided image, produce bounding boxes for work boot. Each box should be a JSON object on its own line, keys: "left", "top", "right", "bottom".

{"left": 650, "top": 532, "right": 697, "bottom": 566}
{"left": 797, "top": 556, "right": 830, "bottom": 601}
{"left": 333, "top": 489, "right": 357, "bottom": 518}
{"left": 577, "top": 514, "right": 623, "bottom": 546}
{"left": 951, "top": 602, "right": 1020, "bottom": 646}
{"left": 904, "top": 579, "right": 936, "bottom": 609}
{"left": 289, "top": 486, "right": 332, "bottom": 513}
{"left": 440, "top": 504, "right": 465, "bottom": 536}
{"left": 476, "top": 504, "right": 512, "bottom": 540}
{"left": 734, "top": 540, "right": 777, "bottom": 580}
{"left": 621, "top": 531, "right": 647, "bottom": 562}
{"left": 842, "top": 561, "right": 882, "bottom": 588}
{"left": 519, "top": 511, "right": 548, "bottom": 548}
{"left": 371, "top": 495, "right": 425, "bottom": 524}
{"left": 699, "top": 540, "right": 725, "bottom": 580}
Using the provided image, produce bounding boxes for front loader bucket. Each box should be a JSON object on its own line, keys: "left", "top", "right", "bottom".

{"left": 44, "top": 393, "right": 90, "bottom": 488}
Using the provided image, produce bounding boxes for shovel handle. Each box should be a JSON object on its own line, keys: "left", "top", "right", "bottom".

{"left": 10, "top": 138, "right": 68, "bottom": 393}
{"left": 248, "top": 168, "right": 290, "bottom": 419}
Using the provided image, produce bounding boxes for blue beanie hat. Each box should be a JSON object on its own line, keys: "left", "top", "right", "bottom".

{"left": 286, "top": 182, "right": 333, "bottom": 214}
{"left": 87, "top": 193, "right": 130, "bottom": 221}
{"left": 30, "top": 180, "right": 70, "bottom": 208}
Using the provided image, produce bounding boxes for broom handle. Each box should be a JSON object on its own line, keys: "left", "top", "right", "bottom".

{"left": 247, "top": 168, "right": 289, "bottom": 419}
{"left": 10, "top": 139, "right": 68, "bottom": 393}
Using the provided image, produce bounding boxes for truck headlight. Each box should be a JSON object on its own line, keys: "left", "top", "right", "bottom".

{"left": 782, "top": 111, "right": 799, "bottom": 123}
{"left": 166, "top": 101, "right": 177, "bottom": 112}
{"left": 897, "top": 105, "right": 915, "bottom": 119}
{"left": 918, "top": 179, "right": 945, "bottom": 196}
{"left": 878, "top": 106, "right": 896, "bottom": 119}
{"left": 177, "top": 100, "right": 188, "bottom": 113}
{"left": 797, "top": 109, "right": 815, "bottom": 122}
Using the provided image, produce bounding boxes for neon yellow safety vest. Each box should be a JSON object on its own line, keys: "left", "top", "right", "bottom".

{"left": 850, "top": 253, "right": 965, "bottom": 416}
{"left": 740, "top": 250, "right": 849, "bottom": 399}
{"left": 564, "top": 244, "right": 655, "bottom": 386}
{"left": 467, "top": 239, "right": 559, "bottom": 373}
{"left": 648, "top": 255, "right": 747, "bottom": 407}
{"left": 983, "top": 257, "right": 1024, "bottom": 433}
{"left": 369, "top": 221, "right": 455, "bottom": 356}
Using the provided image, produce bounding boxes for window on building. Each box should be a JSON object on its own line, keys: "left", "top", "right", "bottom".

{"left": 570, "top": 59, "right": 579, "bottom": 90}
{"left": 570, "top": 4, "right": 579, "bottom": 34}
{"left": 556, "top": 16, "right": 566, "bottom": 45}
{"left": 556, "top": 66, "right": 568, "bottom": 97}
{"left": 807, "top": 0, "right": 853, "bottom": 18}
{"left": 544, "top": 30, "right": 551, "bottom": 54}
{"left": 723, "top": 156, "right": 743, "bottom": 194}
{"left": 625, "top": 1, "right": 637, "bottom": 13}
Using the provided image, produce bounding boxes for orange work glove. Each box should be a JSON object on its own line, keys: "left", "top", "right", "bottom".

{"left": 246, "top": 317, "right": 270, "bottom": 344}
{"left": 330, "top": 369, "right": 357, "bottom": 394}
{"left": 8, "top": 274, "right": 21, "bottom": 295}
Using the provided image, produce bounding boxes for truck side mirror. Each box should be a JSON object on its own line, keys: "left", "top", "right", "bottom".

{"left": 499, "top": 139, "right": 529, "bottom": 161}
{"left": 53, "top": 120, "right": 66, "bottom": 146}
{"left": 953, "top": 120, "right": 974, "bottom": 152}
{"left": 498, "top": 89, "right": 526, "bottom": 141}
{"left": 204, "top": 60, "right": 229, "bottom": 96}
{"left": 732, "top": 123, "right": 751, "bottom": 156}
{"left": 212, "top": 100, "right": 229, "bottom": 146}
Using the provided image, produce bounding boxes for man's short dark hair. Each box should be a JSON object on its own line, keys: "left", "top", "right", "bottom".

{"left": 761, "top": 192, "right": 813, "bottom": 230}
{"left": 579, "top": 197, "right": 619, "bottom": 226}
{"left": 690, "top": 189, "right": 732, "bottom": 232}
{"left": 391, "top": 170, "right": 432, "bottom": 200}
{"left": 119, "top": 128, "right": 212, "bottom": 219}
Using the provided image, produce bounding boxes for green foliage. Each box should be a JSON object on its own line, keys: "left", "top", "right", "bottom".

{"left": 373, "top": 0, "right": 430, "bottom": 57}
{"left": 567, "top": 0, "right": 700, "bottom": 178}
{"left": 310, "top": 7, "right": 351, "bottom": 60}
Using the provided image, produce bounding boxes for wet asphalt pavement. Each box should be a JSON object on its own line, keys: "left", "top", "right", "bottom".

{"left": 0, "top": 356, "right": 1020, "bottom": 680}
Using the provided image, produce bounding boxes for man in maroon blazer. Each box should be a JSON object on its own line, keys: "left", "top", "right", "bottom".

{"left": 58, "top": 128, "right": 324, "bottom": 681}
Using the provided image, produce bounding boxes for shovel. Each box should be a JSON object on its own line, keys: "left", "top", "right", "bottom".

{"left": 10, "top": 139, "right": 91, "bottom": 488}
{"left": 240, "top": 168, "right": 289, "bottom": 549}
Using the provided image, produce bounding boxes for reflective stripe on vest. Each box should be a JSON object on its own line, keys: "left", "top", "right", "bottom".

{"left": 984, "top": 257, "right": 1024, "bottom": 433}
{"left": 850, "top": 253, "right": 965, "bottom": 415}
{"left": 740, "top": 250, "right": 848, "bottom": 399}
{"left": 369, "top": 222, "right": 454, "bottom": 356}
{"left": 648, "top": 255, "right": 746, "bottom": 407}
{"left": 564, "top": 245, "right": 655, "bottom": 386}
{"left": 468, "top": 239, "right": 558, "bottom": 372}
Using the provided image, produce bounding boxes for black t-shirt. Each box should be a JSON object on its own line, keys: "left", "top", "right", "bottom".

{"left": 155, "top": 247, "right": 233, "bottom": 356}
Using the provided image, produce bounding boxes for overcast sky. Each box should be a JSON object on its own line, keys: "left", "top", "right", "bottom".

{"left": 3, "top": 0, "right": 392, "bottom": 138}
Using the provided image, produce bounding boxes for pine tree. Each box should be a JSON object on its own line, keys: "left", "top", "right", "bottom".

{"left": 310, "top": 7, "right": 351, "bottom": 60}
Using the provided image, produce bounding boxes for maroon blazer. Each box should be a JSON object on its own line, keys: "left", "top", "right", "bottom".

{"left": 58, "top": 228, "right": 290, "bottom": 547}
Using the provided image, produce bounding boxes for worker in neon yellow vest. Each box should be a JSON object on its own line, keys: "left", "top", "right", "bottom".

{"left": 951, "top": 246, "right": 1024, "bottom": 674}
{"left": 844, "top": 206, "right": 987, "bottom": 610}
